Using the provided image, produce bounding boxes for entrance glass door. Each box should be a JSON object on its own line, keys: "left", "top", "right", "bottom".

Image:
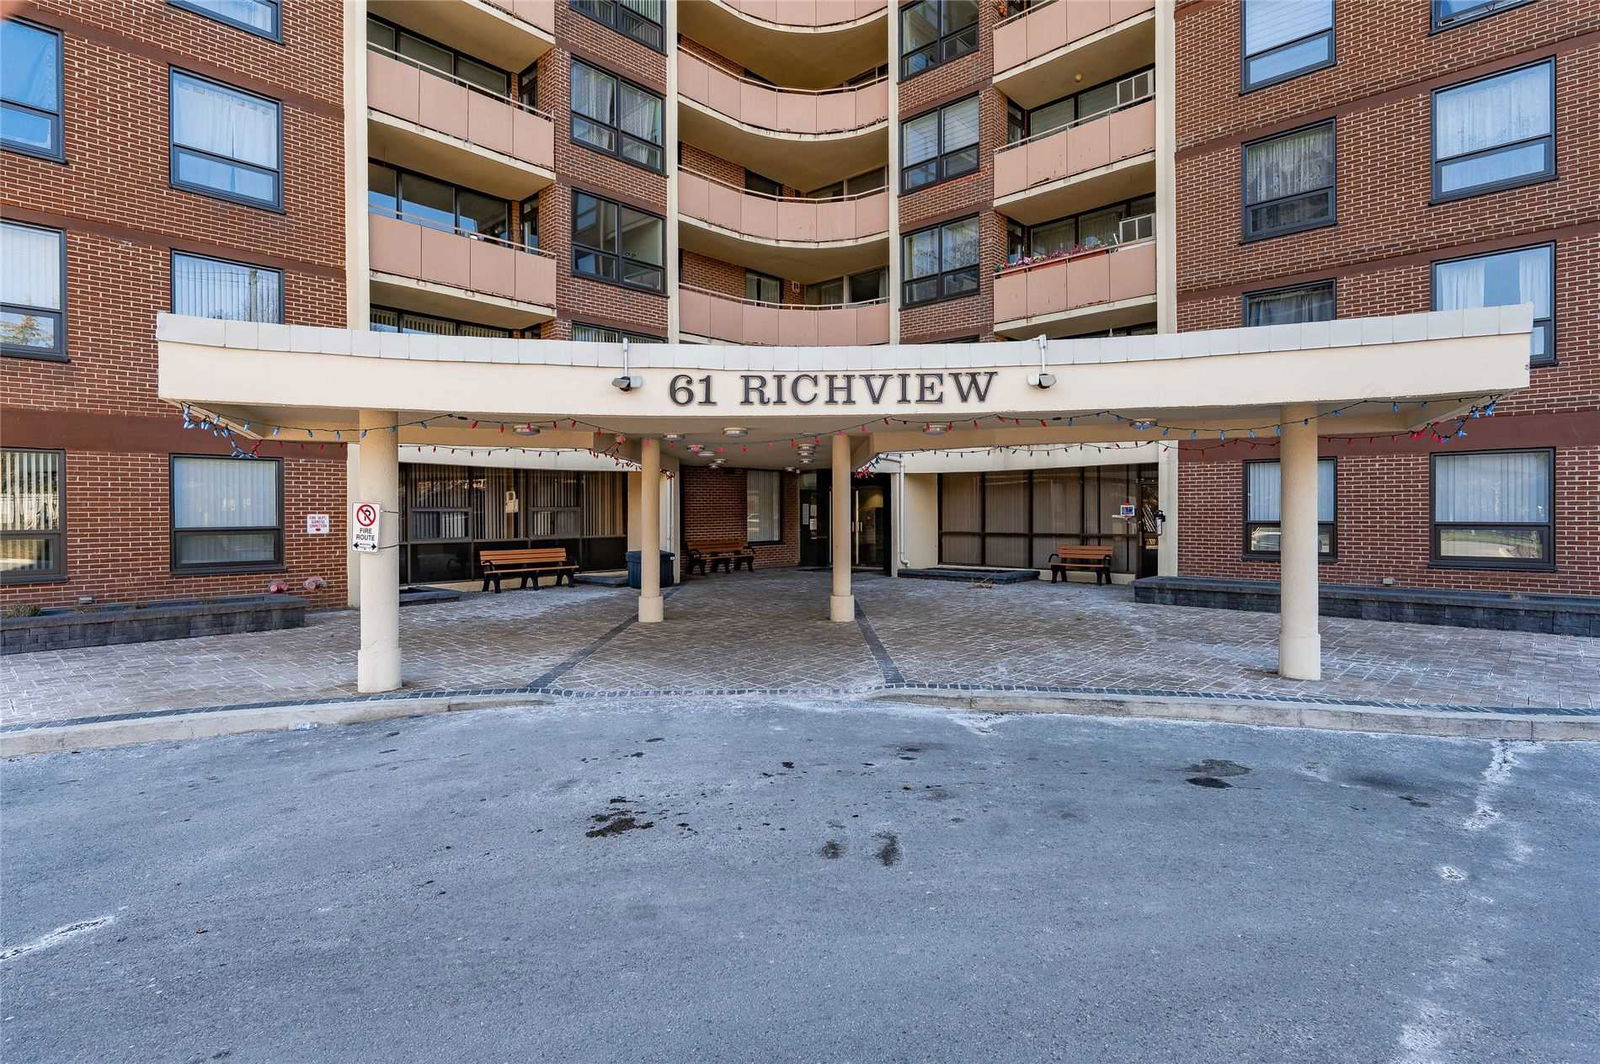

{"left": 854, "top": 481, "right": 888, "bottom": 570}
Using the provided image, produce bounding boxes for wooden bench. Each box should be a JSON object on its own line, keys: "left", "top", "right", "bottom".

{"left": 684, "top": 539, "right": 756, "bottom": 576}
{"left": 1048, "top": 544, "right": 1115, "bottom": 585}
{"left": 479, "top": 547, "right": 577, "bottom": 593}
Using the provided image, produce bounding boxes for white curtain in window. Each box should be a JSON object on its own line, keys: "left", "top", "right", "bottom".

{"left": 571, "top": 63, "right": 613, "bottom": 122}
{"left": 617, "top": 83, "right": 661, "bottom": 144}
{"left": 173, "top": 254, "right": 281, "bottom": 323}
{"left": 1, "top": 19, "right": 59, "bottom": 110}
{"left": 941, "top": 218, "right": 978, "bottom": 268}
{"left": 1246, "top": 124, "right": 1332, "bottom": 202}
{"left": 173, "top": 457, "right": 279, "bottom": 529}
{"left": 903, "top": 111, "right": 939, "bottom": 165}
{"left": 1436, "top": 245, "right": 1550, "bottom": 316}
{"left": 1248, "top": 460, "right": 1334, "bottom": 522}
{"left": 1435, "top": 64, "right": 1551, "bottom": 159}
{"left": 0, "top": 449, "right": 61, "bottom": 531}
{"left": 941, "top": 98, "right": 979, "bottom": 150}
{"left": 905, "top": 228, "right": 940, "bottom": 279}
{"left": 0, "top": 222, "right": 61, "bottom": 309}
{"left": 1435, "top": 452, "right": 1550, "bottom": 523}
{"left": 747, "top": 470, "right": 781, "bottom": 542}
{"left": 1247, "top": 283, "right": 1333, "bottom": 325}
{"left": 1244, "top": 0, "right": 1333, "bottom": 55}
{"left": 172, "top": 73, "right": 278, "bottom": 168}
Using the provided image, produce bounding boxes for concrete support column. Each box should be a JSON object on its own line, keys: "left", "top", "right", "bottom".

{"left": 638, "top": 437, "right": 664, "bottom": 623}
{"left": 829, "top": 433, "right": 854, "bottom": 622}
{"left": 356, "top": 410, "right": 401, "bottom": 693}
{"left": 1278, "top": 404, "right": 1321, "bottom": 681}
{"left": 1157, "top": 441, "right": 1179, "bottom": 576}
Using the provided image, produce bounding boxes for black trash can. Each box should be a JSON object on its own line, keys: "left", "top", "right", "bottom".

{"left": 625, "top": 550, "right": 676, "bottom": 589}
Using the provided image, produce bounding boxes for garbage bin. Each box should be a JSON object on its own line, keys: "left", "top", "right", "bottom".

{"left": 625, "top": 550, "right": 676, "bottom": 589}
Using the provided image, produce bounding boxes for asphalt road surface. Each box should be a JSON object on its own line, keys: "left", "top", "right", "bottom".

{"left": 3, "top": 697, "right": 1597, "bottom": 1064}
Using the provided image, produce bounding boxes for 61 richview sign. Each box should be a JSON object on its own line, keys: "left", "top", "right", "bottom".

{"left": 668, "top": 371, "right": 999, "bottom": 407}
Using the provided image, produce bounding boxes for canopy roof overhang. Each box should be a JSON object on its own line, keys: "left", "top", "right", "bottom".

{"left": 156, "top": 308, "right": 1532, "bottom": 470}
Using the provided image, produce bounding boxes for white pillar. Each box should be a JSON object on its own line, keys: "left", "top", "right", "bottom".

{"left": 638, "top": 437, "right": 664, "bottom": 623}
{"left": 829, "top": 433, "right": 854, "bottom": 622}
{"left": 1278, "top": 404, "right": 1321, "bottom": 681}
{"left": 357, "top": 410, "right": 401, "bottom": 693}
{"left": 1157, "top": 441, "right": 1179, "bottom": 576}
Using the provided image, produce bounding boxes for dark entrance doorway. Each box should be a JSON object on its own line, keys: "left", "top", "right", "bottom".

{"left": 798, "top": 472, "right": 893, "bottom": 573}
{"left": 1137, "top": 467, "right": 1161, "bottom": 578}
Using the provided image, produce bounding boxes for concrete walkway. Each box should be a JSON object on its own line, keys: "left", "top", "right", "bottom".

{"left": 4, "top": 571, "right": 1595, "bottom": 734}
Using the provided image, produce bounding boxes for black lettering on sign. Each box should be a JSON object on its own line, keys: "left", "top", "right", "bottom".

{"left": 670, "top": 375, "right": 696, "bottom": 406}
{"left": 792, "top": 373, "right": 819, "bottom": 404}
{"left": 773, "top": 374, "right": 787, "bottom": 404}
{"left": 741, "top": 375, "right": 769, "bottom": 406}
{"left": 825, "top": 374, "right": 855, "bottom": 405}
{"left": 862, "top": 373, "right": 892, "bottom": 403}
{"left": 917, "top": 373, "right": 944, "bottom": 403}
{"left": 951, "top": 372, "right": 996, "bottom": 402}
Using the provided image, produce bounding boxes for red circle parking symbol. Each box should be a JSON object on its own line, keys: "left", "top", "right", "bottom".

{"left": 356, "top": 503, "right": 377, "bottom": 528}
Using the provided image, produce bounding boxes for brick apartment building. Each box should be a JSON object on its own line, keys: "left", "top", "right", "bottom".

{"left": 1, "top": 1, "right": 1594, "bottom": 624}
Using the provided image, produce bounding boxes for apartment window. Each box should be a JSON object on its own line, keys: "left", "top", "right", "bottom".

{"left": 521, "top": 194, "right": 539, "bottom": 248}
{"left": 1433, "top": 244, "right": 1553, "bottom": 366}
{"left": 1243, "top": 121, "right": 1334, "bottom": 240}
{"left": 746, "top": 270, "right": 783, "bottom": 305}
{"left": 1433, "top": 0, "right": 1533, "bottom": 31}
{"left": 805, "top": 168, "right": 886, "bottom": 199}
{"left": 170, "top": 70, "right": 282, "bottom": 209}
{"left": 572, "top": 323, "right": 664, "bottom": 343}
{"left": 1432, "top": 450, "right": 1553, "bottom": 568}
{"left": 369, "top": 162, "right": 512, "bottom": 241}
{"left": 1243, "top": 279, "right": 1335, "bottom": 325}
{"left": 1241, "top": 0, "right": 1334, "bottom": 91}
{"left": 903, "top": 216, "right": 979, "bottom": 306}
{"left": 366, "top": 16, "right": 509, "bottom": 96}
{"left": 1432, "top": 60, "right": 1554, "bottom": 202}
{"left": 1, "top": 221, "right": 65, "bottom": 360}
{"left": 571, "top": 191, "right": 665, "bottom": 292}
{"left": 569, "top": 0, "right": 663, "bottom": 51}
{"left": 372, "top": 307, "right": 509, "bottom": 338}
{"left": 902, "top": 96, "right": 979, "bottom": 192}
{"left": 1244, "top": 458, "right": 1336, "bottom": 557}
{"left": 1008, "top": 195, "right": 1156, "bottom": 260}
{"left": 747, "top": 470, "right": 782, "bottom": 545}
{"left": 570, "top": 60, "right": 664, "bottom": 172}
{"left": 171, "top": 0, "right": 281, "bottom": 40}
{"left": 1, "top": 18, "right": 63, "bottom": 160}
{"left": 170, "top": 455, "right": 283, "bottom": 572}
{"left": 745, "top": 171, "right": 782, "bottom": 197}
{"left": 1011, "top": 67, "right": 1154, "bottom": 144}
{"left": 849, "top": 267, "right": 887, "bottom": 303}
{"left": 1, "top": 448, "right": 65, "bottom": 582}
{"left": 805, "top": 278, "right": 845, "bottom": 306}
{"left": 172, "top": 253, "right": 282, "bottom": 323}
{"left": 901, "top": 1, "right": 978, "bottom": 79}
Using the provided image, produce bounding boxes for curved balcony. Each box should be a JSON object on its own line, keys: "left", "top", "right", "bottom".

{"left": 677, "top": 52, "right": 889, "bottom": 190}
{"left": 993, "top": 98, "right": 1154, "bottom": 224}
{"left": 367, "top": 0, "right": 553, "bottom": 72}
{"left": 993, "top": 239, "right": 1156, "bottom": 339}
{"left": 680, "top": 286, "right": 889, "bottom": 346}
{"left": 677, "top": 170, "right": 888, "bottom": 282}
{"left": 367, "top": 46, "right": 554, "bottom": 201}
{"left": 368, "top": 208, "right": 556, "bottom": 329}
{"left": 677, "top": 1, "right": 887, "bottom": 90}
{"left": 994, "top": 0, "right": 1155, "bottom": 109}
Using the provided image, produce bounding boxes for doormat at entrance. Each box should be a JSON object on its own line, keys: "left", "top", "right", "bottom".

{"left": 898, "top": 568, "right": 1040, "bottom": 584}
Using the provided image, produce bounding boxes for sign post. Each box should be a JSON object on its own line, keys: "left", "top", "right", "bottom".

{"left": 351, "top": 501, "right": 381, "bottom": 553}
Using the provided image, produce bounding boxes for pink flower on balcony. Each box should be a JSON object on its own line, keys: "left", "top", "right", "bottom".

{"left": 303, "top": 576, "right": 329, "bottom": 592}
{"left": 266, "top": 579, "right": 291, "bottom": 594}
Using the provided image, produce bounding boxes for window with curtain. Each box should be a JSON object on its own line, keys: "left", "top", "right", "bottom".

{"left": 365, "top": 15, "right": 509, "bottom": 95}
{"left": 570, "top": 60, "right": 663, "bottom": 172}
{"left": 572, "top": 323, "right": 663, "bottom": 343}
{"left": 1, "top": 221, "right": 65, "bottom": 359}
{"left": 903, "top": 216, "right": 979, "bottom": 306}
{"left": 1014, "top": 195, "right": 1156, "bottom": 259}
{"left": 368, "top": 162, "right": 512, "bottom": 241}
{"left": 1243, "top": 279, "right": 1335, "bottom": 326}
{"left": 804, "top": 278, "right": 844, "bottom": 306}
{"left": 1, "top": 448, "right": 65, "bottom": 582}
{"left": 1242, "top": 0, "right": 1334, "bottom": 90}
{"left": 1432, "top": 60, "right": 1553, "bottom": 201}
{"left": 1244, "top": 458, "right": 1336, "bottom": 556}
{"left": 1433, "top": 0, "right": 1532, "bottom": 31}
{"left": 569, "top": 0, "right": 663, "bottom": 51}
{"left": 571, "top": 191, "right": 664, "bottom": 292}
{"left": 170, "top": 70, "right": 282, "bottom": 209}
{"left": 171, "top": 0, "right": 280, "bottom": 40}
{"left": 746, "top": 270, "right": 783, "bottom": 305}
{"left": 901, "top": 95, "right": 979, "bottom": 192}
{"left": 1433, "top": 450, "right": 1553, "bottom": 566}
{"left": 1, "top": 18, "right": 63, "bottom": 159}
{"left": 170, "top": 456, "right": 283, "bottom": 571}
{"left": 747, "top": 470, "right": 782, "bottom": 544}
{"left": 1433, "top": 244, "right": 1553, "bottom": 366}
{"left": 172, "top": 253, "right": 282, "bottom": 323}
{"left": 1243, "top": 120, "right": 1334, "bottom": 239}
{"left": 901, "top": 0, "right": 978, "bottom": 79}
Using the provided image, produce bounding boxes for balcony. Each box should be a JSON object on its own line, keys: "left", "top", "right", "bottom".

{"left": 992, "top": 238, "right": 1156, "bottom": 338}
{"left": 680, "top": 286, "right": 889, "bottom": 346}
{"left": 676, "top": 1, "right": 887, "bottom": 89}
{"left": 993, "top": 0, "right": 1155, "bottom": 109}
{"left": 677, "top": 51, "right": 889, "bottom": 189}
{"left": 366, "top": 46, "right": 554, "bottom": 200}
{"left": 993, "top": 98, "right": 1154, "bottom": 224}
{"left": 677, "top": 170, "right": 888, "bottom": 281}
{"left": 366, "top": 0, "right": 553, "bottom": 71}
{"left": 368, "top": 209, "right": 556, "bottom": 329}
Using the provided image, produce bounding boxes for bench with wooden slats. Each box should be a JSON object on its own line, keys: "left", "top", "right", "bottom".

{"left": 479, "top": 547, "right": 577, "bottom": 593}
{"left": 684, "top": 539, "right": 756, "bottom": 576}
{"left": 1047, "top": 544, "right": 1115, "bottom": 585}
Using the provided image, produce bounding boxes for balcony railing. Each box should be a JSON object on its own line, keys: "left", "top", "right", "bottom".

{"left": 994, "top": 96, "right": 1154, "bottom": 201}
{"left": 367, "top": 44, "right": 554, "bottom": 175}
{"left": 678, "top": 169, "right": 887, "bottom": 244}
{"left": 368, "top": 206, "right": 556, "bottom": 310}
{"left": 680, "top": 285, "right": 889, "bottom": 345}
{"left": 677, "top": 51, "right": 888, "bottom": 135}
{"left": 993, "top": 237, "right": 1155, "bottom": 326}
{"left": 715, "top": 0, "right": 885, "bottom": 28}
{"left": 994, "top": 0, "right": 1155, "bottom": 79}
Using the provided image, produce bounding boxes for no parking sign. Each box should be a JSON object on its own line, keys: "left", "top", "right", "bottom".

{"left": 351, "top": 501, "right": 381, "bottom": 553}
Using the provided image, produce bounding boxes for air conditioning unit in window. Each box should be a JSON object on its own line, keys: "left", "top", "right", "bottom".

{"left": 1118, "top": 69, "right": 1154, "bottom": 106}
{"left": 1118, "top": 213, "right": 1155, "bottom": 244}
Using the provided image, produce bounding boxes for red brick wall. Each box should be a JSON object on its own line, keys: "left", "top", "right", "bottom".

{"left": 1173, "top": 1, "right": 1600, "bottom": 597}
{"left": 679, "top": 466, "right": 801, "bottom": 568}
